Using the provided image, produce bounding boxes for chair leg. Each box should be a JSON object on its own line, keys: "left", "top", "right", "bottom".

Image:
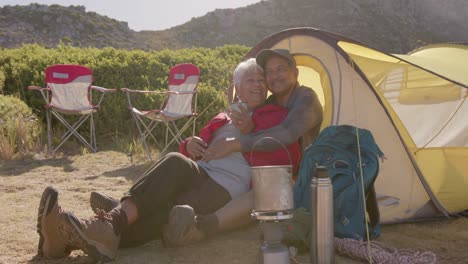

{"left": 171, "top": 121, "right": 184, "bottom": 143}
{"left": 51, "top": 111, "right": 96, "bottom": 153}
{"left": 46, "top": 108, "right": 53, "bottom": 155}
{"left": 130, "top": 113, "right": 194, "bottom": 160}
{"left": 142, "top": 121, "right": 160, "bottom": 147}
{"left": 147, "top": 123, "right": 163, "bottom": 151}
{"left": 165, "top": 122, "right": 169, "bottom": 148}
{"left": 90, "top": 113, "right": 97, "bottom": 152}
{"left": 158, "top": 120, "right": 191, "bottom": 156}
{"left": 132, "top": 112, "right": 153, "bottom": 161}
{"left": 171, "top": 119, "right": 192, "bottom": 143}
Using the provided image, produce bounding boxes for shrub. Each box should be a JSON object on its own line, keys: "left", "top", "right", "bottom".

{"left": 0, "top": 69, "right": 5, "bottom": 93}
{"left": 0, "top": 94, "right": 42, "bottom": 160}
{"left": 0, "top": 44, "right": 249, "bottom": 151}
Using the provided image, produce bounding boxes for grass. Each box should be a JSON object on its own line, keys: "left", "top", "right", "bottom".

{"left": 0, "top": 114, "right": 42, "bottom": 161}
{"left": 0, "top": 150, "right": 467, "bottom": 264}
{"left": 0, "top": 94, "right": 43, "bottom": 161}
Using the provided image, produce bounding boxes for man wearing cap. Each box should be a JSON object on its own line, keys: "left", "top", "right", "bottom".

{"left": 201, "top": 49, "right": 322, "bottom": 160}
{"left": 164, "top": 49, "right": 323, "bottom": 246}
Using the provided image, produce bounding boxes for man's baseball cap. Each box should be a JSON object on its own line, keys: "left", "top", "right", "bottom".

{"left": 256, "top": 49, "right": 296, "bottom": 68}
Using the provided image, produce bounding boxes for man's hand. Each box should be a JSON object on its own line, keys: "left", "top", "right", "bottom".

{"left": 186, "top": 136, "right": 207, "bottom": 160}
{"left": 230, "top": 104, "right": 254, "bottom": 134}
{"left": 201, "top": 138, "right": 242, "bottom": 161}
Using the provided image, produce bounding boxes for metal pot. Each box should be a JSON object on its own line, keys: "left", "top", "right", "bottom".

{"left": 250, "top": 137, "right": 294, "bottom": 213}
{"left": 251, "top": 164, "right": 294, "bottom": 212}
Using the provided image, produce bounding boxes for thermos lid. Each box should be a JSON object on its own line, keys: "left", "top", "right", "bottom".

{"left": 314, "top": 166, "right": 329, "bottom": 178}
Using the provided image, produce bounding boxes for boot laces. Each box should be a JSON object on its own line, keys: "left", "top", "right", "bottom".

{"left": 94, "top": 209, "right": 112, "bottom": 221}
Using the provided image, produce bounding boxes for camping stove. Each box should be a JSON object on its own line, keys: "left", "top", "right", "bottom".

{"left": 249, "top": 139, "right": 295, "bottom": 264}
{"left": 252, "top": 211, "right": 293, "bottom": 264}
{"left": 252, "top": 210, "right": 293, "bottom": 264}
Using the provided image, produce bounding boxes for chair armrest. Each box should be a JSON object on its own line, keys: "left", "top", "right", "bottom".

{"left": 27, "top": 85, "right": 49, "bottom": 91}
{"left": 120, "top": 88, "right": 167, "bottom": 95}
{"left": 91, "top": 85, "right": 117, "bottom": 93}
{"left": 166, "top": 90, "right": 198, "bottom": 95}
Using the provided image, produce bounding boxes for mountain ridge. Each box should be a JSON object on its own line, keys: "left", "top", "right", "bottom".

{"left": 1, "top": 0, "right": 467, "bottom": 53}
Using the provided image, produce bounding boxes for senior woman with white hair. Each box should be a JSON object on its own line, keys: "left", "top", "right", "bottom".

{"left": 35, "top": 58, "right": 301, "bottom": 262}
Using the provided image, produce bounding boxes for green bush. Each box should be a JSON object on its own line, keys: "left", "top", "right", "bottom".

{"left": 0, "top": 44, "right": 249, "bottom": 151}
{"left": 0, "top": 69, "right": 5, "bottom": 93}
{"left": 0, "top": 94, "right": 42, "bottom": 159}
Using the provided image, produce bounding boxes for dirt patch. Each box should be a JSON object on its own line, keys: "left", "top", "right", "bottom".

{"left": 1, "top": 151, "right": 467, "bottom": 263}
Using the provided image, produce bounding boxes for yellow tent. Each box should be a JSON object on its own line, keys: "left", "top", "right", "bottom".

{"left": 241, "top": 28, "right": 468, "bottom": 223}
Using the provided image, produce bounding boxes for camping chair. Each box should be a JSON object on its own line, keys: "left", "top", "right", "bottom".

{"left": 28, "top": 64, "right": 117, "bottom": 154}
{"left": 121, "top": 63, "right": 200, "bottom": 160}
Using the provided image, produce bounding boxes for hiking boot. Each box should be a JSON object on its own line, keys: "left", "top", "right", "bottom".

{"left": 37, "top": 186, "right": 72, "bottom": 258}
{"left": 163, "top": 205, "right": 205, "bottom": 246}
{"left": 90, "top": 191, "right": 119, "bottom": 213}
{"left": 63, "top": 210, "right": 121, "bottom": 261}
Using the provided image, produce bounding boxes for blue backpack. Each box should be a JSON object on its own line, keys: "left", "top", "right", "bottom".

{"left": 293, "top": 125, "right": 384, "bottom": 240}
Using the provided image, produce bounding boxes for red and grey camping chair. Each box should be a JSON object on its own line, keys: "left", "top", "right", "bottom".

{"left": 28, "top": 64, "right": 117, "bottom": 154}
{"left": 121, "top": 63, "right": 200, "bottom": 160}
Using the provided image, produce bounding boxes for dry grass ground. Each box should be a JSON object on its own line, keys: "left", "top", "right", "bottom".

{"left": 1, "top": 151, "right": 467, "bottom": 264}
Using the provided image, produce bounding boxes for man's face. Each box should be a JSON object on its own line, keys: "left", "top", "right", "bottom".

{"left": 263, "top": 56, "right": 298, "bottom": 97}
{"left": 237, "top": 70, "right": 267, "bottom": 109}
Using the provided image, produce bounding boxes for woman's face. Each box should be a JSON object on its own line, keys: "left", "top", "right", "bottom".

{"left": 236, "top": 70, "right": 267, "bottom": 110}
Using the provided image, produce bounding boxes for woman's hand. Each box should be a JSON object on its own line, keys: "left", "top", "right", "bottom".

{"left": 186, "top": 136, "right": 207, "bottom": 160}
{"left": 201, "top": 138, "right": 242, "bottom": 161}
{"left": 230, "top": 104, "right": 254, "bottom": 134}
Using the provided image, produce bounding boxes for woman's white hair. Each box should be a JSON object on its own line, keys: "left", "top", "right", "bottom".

{"left": 233, "top": 58, "right": 264, "bottom": 88}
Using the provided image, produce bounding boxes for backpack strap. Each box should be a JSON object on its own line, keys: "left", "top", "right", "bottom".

{"left": 366, "top": 184, "right": 380, "bottom": 227}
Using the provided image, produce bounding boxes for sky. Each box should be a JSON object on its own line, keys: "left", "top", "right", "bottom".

{"left": 1, "top": 0, "right": 263, "bottom": 31}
